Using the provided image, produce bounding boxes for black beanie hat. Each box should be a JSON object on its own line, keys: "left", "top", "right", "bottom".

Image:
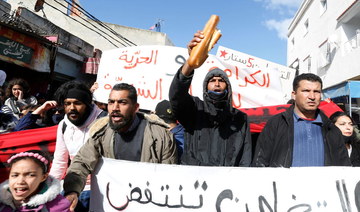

{"left": 66, "top": 88, "right": 92, "bottom": 106}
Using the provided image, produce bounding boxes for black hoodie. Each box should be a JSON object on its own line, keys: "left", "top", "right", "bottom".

{"left": 169, "top": 67, "right": 252, "bottom": 166}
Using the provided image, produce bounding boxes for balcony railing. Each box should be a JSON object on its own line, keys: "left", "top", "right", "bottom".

{"left": 344, "top": 31, "right": 360, "bottom": 54}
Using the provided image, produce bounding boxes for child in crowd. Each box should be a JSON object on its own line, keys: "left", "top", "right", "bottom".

{"left": 13, "top": 101, "right": 63, "bottom": 132}
{"left": 3, "top": 78, "right": 37, "bottom": 119}
{"left": 0, "top": 150, "right": 70, "bottom": 211}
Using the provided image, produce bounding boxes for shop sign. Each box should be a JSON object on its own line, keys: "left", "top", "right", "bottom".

{"left": 0, "top": 36, "right": 33, "bottom": 64}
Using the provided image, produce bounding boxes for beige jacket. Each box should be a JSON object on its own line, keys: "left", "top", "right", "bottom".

{"left": 63, "top": 113, "right": 177, "bottom": 195}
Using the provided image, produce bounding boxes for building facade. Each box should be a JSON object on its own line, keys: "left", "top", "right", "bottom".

{"left": 7, "top": 0, "right": 174, "bottom": 51}
{"left": 288, "top": 0, "right": 360, "bottom": 87}
{"left": 287, "top": 0, "right": 360, "bottom": 117}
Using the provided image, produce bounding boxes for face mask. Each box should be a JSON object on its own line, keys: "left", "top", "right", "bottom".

{"left": 207, "top": 90, "right": 228, "bottom": 101}
{"left": 35, "top": 119, "right": 43, "bottom": 126}
{"left": 52, "top": 114, "right": 64, "bottom": 124}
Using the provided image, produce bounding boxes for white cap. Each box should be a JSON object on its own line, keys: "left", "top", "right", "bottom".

{"left": 0, "top": 70, "right": 6, "bottom": 86}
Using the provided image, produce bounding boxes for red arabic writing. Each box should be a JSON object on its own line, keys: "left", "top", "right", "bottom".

{"left": 213, "top": 66, "right": 271, "bottom": 88}
{"left": 103, "top": 78, "right": 163, "bottom": 100}
{"left": 118, "top": 50, "right": 158, "bottom": 69}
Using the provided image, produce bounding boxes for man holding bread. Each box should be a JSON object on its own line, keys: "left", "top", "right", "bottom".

{"left": 169, "top": 27, "right": 252, "bottom": 166}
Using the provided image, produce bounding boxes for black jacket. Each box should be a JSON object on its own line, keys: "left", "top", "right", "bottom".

{"left": 344, "top": 134, "right": 360, "bottom": 167}
{"left": 169, "top": 68, "right": 252, "bottom": 166}
{"left": 350, "top": 141, "right": 360, "bottom": 166}
{"left": 252, "top": 105, "right": 351, "bottom": 167}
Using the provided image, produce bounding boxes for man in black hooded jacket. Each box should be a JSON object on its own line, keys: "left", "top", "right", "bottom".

{"left": 169, "top": 31, "right": 252, "bottom": 166}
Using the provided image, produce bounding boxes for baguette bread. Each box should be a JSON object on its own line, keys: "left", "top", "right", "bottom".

{"left": 188, "top": 15, "right": 221, "bottom": 67}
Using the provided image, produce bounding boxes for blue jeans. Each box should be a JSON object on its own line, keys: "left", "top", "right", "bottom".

{"left": 75, "top": 190, "right": 91, "bottom": 212}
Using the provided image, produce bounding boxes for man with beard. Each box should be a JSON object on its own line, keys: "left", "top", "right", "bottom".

{"left": 49, "top": 81, "right": 107, "bottom": 212}
{"left": 63, "top": 83, "right": 177, "bottom": 211}
{"left": 169, "top": 31, "right": 252, "bottom": 166}
{"left": 252, "top": 73, "right": 351, "bottom": 167}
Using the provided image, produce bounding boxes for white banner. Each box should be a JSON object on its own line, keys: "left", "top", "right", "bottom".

{"left": 93, "top": 45, "right": 287, "bottom": 110}
{"left": 216, "top": 46, "right": 296, "bottom": 102}
{"left": 90, "top": 157, "right": 360, "bottom": 212}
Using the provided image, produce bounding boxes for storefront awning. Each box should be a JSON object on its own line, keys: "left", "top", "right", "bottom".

{"left": 81, "top": 57, "right": 99, "bottom": 75}
{"left": 323, "top": 81, "right": 360, "bottom": 99}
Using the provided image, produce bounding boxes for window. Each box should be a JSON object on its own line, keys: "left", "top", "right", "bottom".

{"left": 357, "top": 29, "right": 360, "bottom": 48}
{"left": 291, "top": 37, "right": 295, "bottom": 49}
{"left": 318, "top": 41, "right": 330, "bottom": 68}
{"left": 344, "top": 29, "right": 360, "bottom": 53}
{"left": 320, "top": 0, "right": 327, "bottom": 15}
{"left": 290, "top": 59, "right": 299, "bottom": 73}
{"left": 304, "top": 19, "right": 309, "bottom": 36}
{"left": 303, "top": 56, "right": 311, "bottom": 72}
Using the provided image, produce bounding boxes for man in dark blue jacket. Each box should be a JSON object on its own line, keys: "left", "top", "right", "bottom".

{"left": 155, "top": 99, "right": 185, "bottom": 163}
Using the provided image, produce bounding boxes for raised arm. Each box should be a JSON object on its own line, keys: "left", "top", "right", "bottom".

{"left": 181, "top": 31, "right": 205, "bottom": 76}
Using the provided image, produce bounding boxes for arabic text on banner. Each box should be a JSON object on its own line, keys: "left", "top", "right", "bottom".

{"left": 93, "top": 46, "right": 288, "bottom": 110}
{"left": 90, "top": 157, "right": 360, "bottom": 212}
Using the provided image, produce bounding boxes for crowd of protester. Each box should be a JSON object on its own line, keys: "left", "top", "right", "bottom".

{"left": 0, "top": 77, "right": 63, "bottom": 134}
{"left": 0, "top": 31, "right": 359, "bottom": 212}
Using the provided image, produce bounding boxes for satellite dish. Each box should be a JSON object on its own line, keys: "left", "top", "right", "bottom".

{"left": 34, "top": 0, "right": 45, "bottom": 12}
{"left": 328, "top": 34, "right": 338, "bottom": 44}
{"left": 328, "top": 34, "right": 339, "bottom": 49}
